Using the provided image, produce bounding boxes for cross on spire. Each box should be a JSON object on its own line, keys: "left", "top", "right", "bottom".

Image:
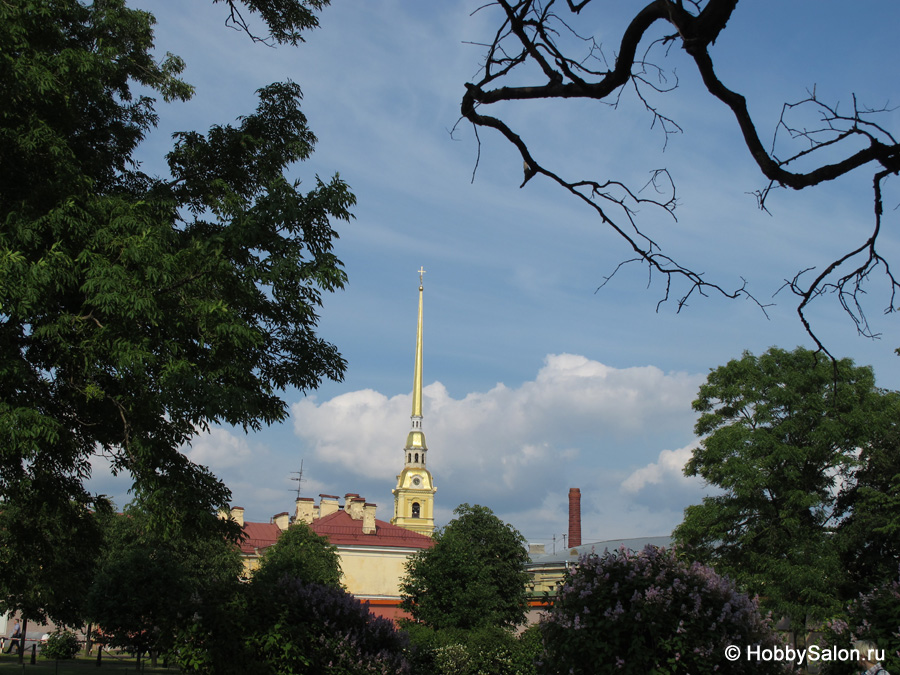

{"left": 418, "top": 266, "right": 426, "bottom": 286}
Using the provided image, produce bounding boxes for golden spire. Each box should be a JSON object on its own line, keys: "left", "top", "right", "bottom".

{"left": 405, "top": 267, "right": 427, "bottom": 454}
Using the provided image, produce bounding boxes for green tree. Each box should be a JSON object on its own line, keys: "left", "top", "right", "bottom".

{"left": 213, "top": 0, "right": 328, "bottom": 46}
{"left": 400, "top": 503, "right": 530, "bottom": 631}
{"left": 834, "top": 398, "right": 900, "bottom": 597}
{"left": 251, "top": 521, "right": 342, "bottom": 589}
{"left": 0, "top": 0, "right": 352, "bottom": 625}
{"left": 673, "top": 346, "right": 895, "bottom": 624}
{"left": 86, "top": 505, "right": 243, "bottom": 661}
{"left": 0, "top": 497, "right": 109, "bottom": 627}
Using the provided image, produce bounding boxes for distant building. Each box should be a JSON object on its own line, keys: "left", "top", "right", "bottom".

{"left": 525, "top": 487, "right": 672, "bottom": 621}
{"left": 231, "top": 494, "right": 433, "bottom": 621}
{"left": 527, "top": 536, "right": 674, "bottom": 600}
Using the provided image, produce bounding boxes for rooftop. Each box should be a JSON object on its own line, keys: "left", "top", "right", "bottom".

{"left": 528, "top": 535, "right": 673, "bottom": 566}
{"left": 310, "top": 510, "right": 434, "bottom": 549}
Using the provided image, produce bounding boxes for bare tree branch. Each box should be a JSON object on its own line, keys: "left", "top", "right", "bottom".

{"left": 460, "top": 0, "right": 900, "bottom": 349}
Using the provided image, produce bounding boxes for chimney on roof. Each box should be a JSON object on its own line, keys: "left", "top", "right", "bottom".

{"left": 230, "top": 506, "right": 245, "bottom": 527}
{"left": 272, "top": 512, "right": 290, "bottom": 531}
{"left": 295, "top": 497, "right": 316, "bottom": 524}
{"left": 319, "top": 494, "right": 340, "bottom": 517}
{"left": 347, "top": 496, "right": 366, "bottom": 521}
{"left": 568, "top": 488, "right": 582, "bottom": 549}
{"left": 362, "top": 503, "right": 376, "bottom": 534}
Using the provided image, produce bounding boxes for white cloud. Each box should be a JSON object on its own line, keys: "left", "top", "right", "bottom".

{"left": 86, "top": 353, "right": 712, "bottom": 539}
{"left": 621, "top": 443, "right": 699, "bottom": 493}
{"left": 183, "top": 427, "right": 256, "bottom": 471}
{"left": 288, "top": 354, "right": 706, "bottom": 539}
{"left": 292, "top": 389, "right": 410, "bottom": 481}
{"left": 617, "top": 442, "right": 714, "bottom": 526}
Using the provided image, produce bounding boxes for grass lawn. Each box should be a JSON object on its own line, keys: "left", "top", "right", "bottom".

{"left": 0, "top": 651, "right": 178, "bottom": 673}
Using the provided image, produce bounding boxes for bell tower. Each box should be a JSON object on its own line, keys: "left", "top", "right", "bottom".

{"left": 391, "top": 268, "right": 436, "bottom": 535}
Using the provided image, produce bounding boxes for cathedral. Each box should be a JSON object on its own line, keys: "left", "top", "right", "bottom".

{"left": 230, "top": 270, "right": 438, "bottom": 620}
{"left": 391, "top": 267, "right": 437, "bottom": 535}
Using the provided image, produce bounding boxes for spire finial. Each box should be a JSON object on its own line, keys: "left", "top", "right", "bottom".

{"left": 406, "top": 269, "right": 427, "bottom": 455}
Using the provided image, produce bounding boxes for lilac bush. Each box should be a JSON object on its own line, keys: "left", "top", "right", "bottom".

{"left": 539, "top": 546, "right": 791, "bottom": 675}
{"left": 820, "top": 579, "right": 900, "bottom": 675}
{"left": 248, "top": 578, "right": 412, "bottom": 675}
{"left": 286, "top": 578, "right": 410, "bottom": 672}
{"left": 175, "top": 577, "right": 411, "bottom": 674}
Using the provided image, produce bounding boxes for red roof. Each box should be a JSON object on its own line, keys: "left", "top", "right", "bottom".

{"left": 365, "top": 602, "right": 414, "bottom": 624}
{"left": 238, "top": 511, "right": 434, "bottom": 553}
{"left": 239, "top": 521, "right": 281, "bottom": 554}
{"left": 309, "top": 510, "right": 434, "bottom": 549}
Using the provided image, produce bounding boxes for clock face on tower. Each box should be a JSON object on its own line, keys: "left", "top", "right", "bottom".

{"left": 411, "top": 476, "right": 421, "bottom": 487}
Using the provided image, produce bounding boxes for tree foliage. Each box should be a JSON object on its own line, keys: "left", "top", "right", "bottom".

{"left": 0, "top": 493, "right": 107, "bottom": 625}
{"left": 0, "top": 0, "right": 352, "bottom": 623}
{"left": 539, "top": 546, "right": 789, "bottom": 675}
{"left": 214, "top": 0, "right": 328, "bottom": 46}
{"left": 461, "top": 1, "right": 900, "bottom": 348}
{"left": 400, "top": 504, "right": 530, "bottom": 631}
{"left": 673, "top": 346, "right": 898, "bottom": 623}
{"left": 251, "top": 521, "right": 343, "bottom": 589}
{"left": 175, "top": 577, "right": 411, "bottom": 675}
{"left": 834, "top": 407, "right": 900, "bottom": 598}
{"left": 86, "top": 505, "right": 243, "bottom": 657}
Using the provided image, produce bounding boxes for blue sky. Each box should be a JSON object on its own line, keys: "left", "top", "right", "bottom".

{"left": 93, "top": 1, "right": 900, "bottom": 547}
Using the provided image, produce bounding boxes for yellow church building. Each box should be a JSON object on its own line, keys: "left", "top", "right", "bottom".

{"left": 230, "top": 270, "right": 438, "bottom": 621}
{"left": 391, "top": 267, "right": 437, "bottom": 535}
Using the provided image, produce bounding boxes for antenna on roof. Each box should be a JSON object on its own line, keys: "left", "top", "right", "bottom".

{"left": 290, "top": 459, "right": 306, "bottom": 500}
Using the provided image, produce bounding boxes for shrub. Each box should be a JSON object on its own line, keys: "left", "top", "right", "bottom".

{"left": 42, "top": 631, "right": 81, "bottom": 660}
{"left": 404, "top": 623, "right": 539, "bottom": 675}
{"left": 175, "top": 577, "right": 411, "bottom": 675}
{"left": 262, "top": 578, "right": 411, "bottom": 674}
{"left": 539, "top": 546, "right": 790, "bottom": 675}
{"left": 819, "top": 579, "right": 900, "bottom": 675}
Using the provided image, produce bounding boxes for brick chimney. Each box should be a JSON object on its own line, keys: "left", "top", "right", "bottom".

{"left": 362, "top": 503, "right": 377, "bottom": 534}
{"left": 568, "top": 488, "right": 582, "bottom": 549}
